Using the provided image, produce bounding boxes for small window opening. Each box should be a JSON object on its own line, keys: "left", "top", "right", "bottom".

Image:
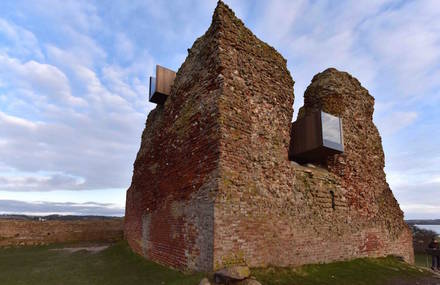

{"left": 330, "top": 190, "right": 335, "bottom": 210}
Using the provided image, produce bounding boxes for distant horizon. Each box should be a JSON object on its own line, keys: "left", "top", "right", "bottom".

{"left": 1, "top": 198, "right": 439, "bottom": 220}
{"left": 0, "top": 199, "right": 124, "bottom": 217}
{"left": 2, "top": 209, "right": 440, "bottom": 221}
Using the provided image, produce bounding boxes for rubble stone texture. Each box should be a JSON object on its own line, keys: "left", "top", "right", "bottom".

{"left": 125, "top": 1, "right": 414, "bottom": 271}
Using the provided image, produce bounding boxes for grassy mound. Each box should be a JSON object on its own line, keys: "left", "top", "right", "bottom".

{"left": 0, "top": 242, "right": 435, "bottom": 285}
{"left": 253, "top": 256, "right": 433, "bottom": 285}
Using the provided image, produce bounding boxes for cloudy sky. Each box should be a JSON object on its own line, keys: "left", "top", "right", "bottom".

{"left": 0, "top": 0, "right": 438, "bottom": 218}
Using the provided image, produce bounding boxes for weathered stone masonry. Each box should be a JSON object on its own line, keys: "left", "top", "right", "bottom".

{"left": 125, "top": 1, "right": 414, "bottom": 271}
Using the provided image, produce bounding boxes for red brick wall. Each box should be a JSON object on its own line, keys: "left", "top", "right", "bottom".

{"left": 125, "top": 1, "right": 413, "bottom": 272}
{"left": 211, "top": 2, "right": 413, "bottom": 269}
{"left": 124, "top": 10, "right": 225, "bottom": 270}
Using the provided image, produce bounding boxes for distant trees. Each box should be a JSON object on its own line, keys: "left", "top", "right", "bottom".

{"left": 409, "top": 225, "right": 438, "bottom": 253}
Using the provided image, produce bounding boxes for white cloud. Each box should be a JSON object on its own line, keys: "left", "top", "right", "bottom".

{"left": 115, "top": 33, "right": 135, "bottom": 61}
{"left": 0, "top": 19, "right": 147, "bottom": 193}
{"left": 396, "top": 181, "right": 440, "bottom": 219}
{"left": 0, "top": 18, "right": 44, "bottom": 59}
{"left": 256, "top": 0, "right": 306, "bottom": 44}
{"left": 247, "top": 0, "right": 440, "bottom": 114}
{"left": 63, "top": 27, "right": 107, "bottom": 65}
{"left": 377, "top": 111, "right": 418, "bottom": 136}
{"left": 0, "top": 172, "right": 85, "bottom": 192}
{"left": 0, "top": 199, "right": 124, "bottom": 216}
{"left": 0, "top": 104, "right": 144, "bottom": 191}
{"left": 401, "top": 204, "right": 440, "bottom": 219}
{"left": 22, "top": 0, "right": 102, "bottom": 34}
{"left": 0, "top": 53, "right": 86, "bottom": 107}
{"left": 359, "top": 0, "right": 440, "bottom": 98}
{"left": 0, "top": 111, "right": 38, "bottom": 130}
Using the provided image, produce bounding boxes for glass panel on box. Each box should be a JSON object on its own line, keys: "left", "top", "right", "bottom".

{"left": 149, "top": 77, "right": 156, "bottom": 98}
{"left": 321, "top": 111, "right": 342, "bottom": 145}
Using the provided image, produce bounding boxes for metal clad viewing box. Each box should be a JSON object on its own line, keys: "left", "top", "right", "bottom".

{"left": 290, "top": 111, "right": 344, "bottom": 163}
{"left": 149, "top": 65, "right": 176, "bottom": 104}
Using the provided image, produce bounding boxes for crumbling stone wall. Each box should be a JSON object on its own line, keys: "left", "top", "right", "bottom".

{"left": 298, "top": 68, "right": 414, "bottom": 261}
{"left": 0, "top": 219, "right": 123, "bottom": 246}
{"left": 125, "top": 1, "right": 413, "bottom": 271}
{"left": 124, "top": 6, "right": 225, "bottom": 270}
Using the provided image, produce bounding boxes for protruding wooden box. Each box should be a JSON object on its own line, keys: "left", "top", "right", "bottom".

{"left": 149, "top": 65, "right": 176, "bottom": 104}
{"left": 289, "top": 111, "right": 344, "bottom": 163}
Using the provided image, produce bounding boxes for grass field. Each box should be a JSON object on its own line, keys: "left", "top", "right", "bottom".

{"left": 415, "top": 252, "right": 433, "bottom": 268}
{"left": 253, "top": 256, "right": 434, "bottom": 285}
{"left": 0, "top": 242, "right": 436, "bottom": 285}
{"left": 0, "top": 242, "right": 203, "bottom": 285}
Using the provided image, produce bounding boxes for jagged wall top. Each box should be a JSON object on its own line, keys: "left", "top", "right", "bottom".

{"left": 212, "top": 1, "right": 290, "bottom": 72}
{"left": 300, "top": 68, "right": 374, "bottom": 119}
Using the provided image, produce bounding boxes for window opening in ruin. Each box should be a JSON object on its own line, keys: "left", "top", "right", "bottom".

{"left": 330, "top": 190, "right": 335, "bottom": 210}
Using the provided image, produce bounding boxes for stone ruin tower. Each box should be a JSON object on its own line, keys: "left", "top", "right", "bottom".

{"left": 125, "top": 1, "right": 414, "bottom": 271}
